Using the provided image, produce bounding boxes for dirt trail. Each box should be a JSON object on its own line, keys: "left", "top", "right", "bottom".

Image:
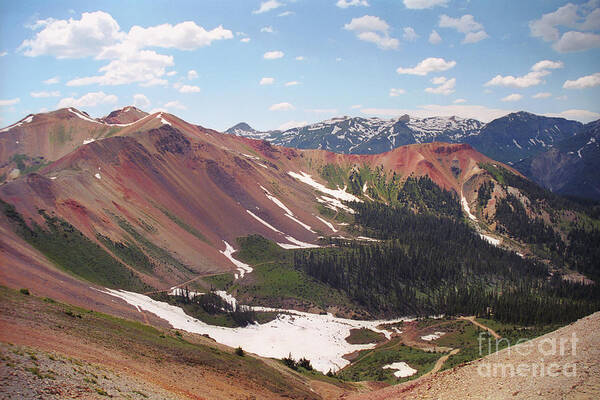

{"left": 425, "top": 348, "right": 460, "bottom": 377}
{"left": 459, "top": 316, "right": 501, "bottom": 339}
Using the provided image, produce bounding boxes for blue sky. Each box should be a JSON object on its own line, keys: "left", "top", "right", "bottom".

{"left": 0, "top": 0, "right": 599, "bottom": 131}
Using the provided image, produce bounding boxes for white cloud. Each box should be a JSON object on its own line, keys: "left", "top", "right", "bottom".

{"left": 278, "top": 11, "right": 294, "bottom": 17}
{"left": 351, "top": 104, "right": 363, "bottom": 109}
{"left": 529, "top": 3, "right": 600, "bottom": 53}
{"left": 553, "top": 31, "right": 600, "bottom": 52}
{"left": 261, "top": 26, "right": 274, "bottom": 33}
{"left": 133, "top": 94, "right": 150, "bottom": 108}
{"left": 403, "top": 0, "right": 448, "bottom": 9}
{"left": 67, "top": 50, "right": 173, "bottom": 86}
{"left": 57, "top": 91, "right": 117, "bottom": 108}
{"left": 501, "top": 93, "right": 523, "bottom": 102}
{"left": 544, "top": 109, "right": 600, "bottom": 122}
{"left": 0, "top": 51, "right": 7, "bottom": 57}
{"left": 344, "top": 15, "right": 399, "bottom": 50}
{"left": 336, "top": 57, "right": 343, "bottom": 62}
{"left": 163, "top": 100, "right": 186, "bottom": 110}
{"left": 278, "top": 120, "right": 307, "bottom": 130}
{"left": 166, "top": 70, "right": 177, "bottom": 76}
{"left": 453, "top": 98, "right": 466, "bottom": 103}
{"left": 532, "top": 92, "right": 552, "bottom": 98}
{"left": 531, "top": 60, "right": 564, "bottom": 71}
{"left": 260, "top": 77, "right": 275, "bottom": 85}
{"left": 30, "top": 91, "right": 60, "bottom": 98}
{"left": 187, "top": 70, "right": 198, "bottom": 80}
{"left": 285, "top": 81, "right": 300, "bottom": 86}
{"left": 20, "top": 11, "right": 125, "bottom": 58}
{"left": 529, "top": 4, "right": 579, "bottom": 42}
{"left": 253, "top": 0, "right": 283, "bottom": 14}
{"left": 179, "top": 85, "right": 201, "bottom": 93}
{"left": 269, "top": 102, "right": 295, "bottom": 111}
{"left": 403, "top": 27, "right": 419, "bottom": 41}
{"left": 241, "top": 37, "right": 251, "bottom": 43}
{"left": 336, "top": 0, "right": 369, "bottom": 9}
{"left": 43, "top": 76, "right": 59, "bottom": 84}
{"left": 485, "top": 60, "right": 563, "bottom": 88}
{"left": 429, "top": 30, "right": 442, "bottom": 44}
{"left": 425, "top": 76, "right": 455, "bottom": 95}
{"left": 439, "top": 14, "right": 488, "bottom": 43}
{"left": 361, "top": 104, "right": 511, "bottom": 122}
{"left": 0, "top": 98, "right": 20, "bottom": 106}
{"left": 563, "top": 72, "right": 600, "bottom": 89}
{"left": 20, "top": 11, "right": 232, "bottom": 88}
{"left": 264, "top": 50, "right": 284, "bottom": 59}
{"left": 556, "top": 95, "right": 568, "bottom": 100}
{"left": 396, "top": 57, "right": 456, "bottom": 75}
{"left": 295, "top": 56, "right": 305, "bottom": 61}
{"left": 389, "top": 88, "right": 406, "bottom": 97}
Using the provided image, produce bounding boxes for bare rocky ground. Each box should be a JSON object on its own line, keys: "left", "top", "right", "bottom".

{"left": 350, "top": 311, "right": 600, "bottom": 399}
{"left": 0, "top": 343, "right": 177, "bottom": 399}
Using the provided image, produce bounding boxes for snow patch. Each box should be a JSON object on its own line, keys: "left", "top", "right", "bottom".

{"left": 83, "top": 138, "right": 95, "bottom": 145}
{"left": 219, "top": 241, "right": 253, "bottom": 279}
{"left": 101, "top": 288, "right": 411, "bottom": 372}
{"left": 277, "top": 236, "right": 321, "bottom": 249}
{"left": 0, "top": 115, "right": 34, "bottom": 132}
{"left": 421, "top": 331, "right": 445, "bottom": 341}
{"left": 512, "top": 139, "right": 522, "bottom": 149}
{"left": 479, "top": 233, "right": 500, "bottom": 246}
{"left": 246, "top": 210, "right": 283, "bottom": 234}
{"left": 69, "top": 108, "right": 101, "bottom": 124}
{"left": 461, "top": 195, "right": 477, "bottom": 221}
{"left": 316, "top": 216, "right": 338, "bottom": 233}
{"left": 260, "top": 185, "right": 315, "bottom": 233}
{"left": 94, "top": 173, "right": 101, "bottom": 180}
{"left": 382, "top": 362, "right": 417, "bottom": 378}
{"left": 158, "top": 113, "right": 171, "bottom": 126}
{"left": 288, "top": 171, "right": 362, "bottom": 203}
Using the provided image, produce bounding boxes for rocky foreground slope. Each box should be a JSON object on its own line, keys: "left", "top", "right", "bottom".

{"left": 352, "top": 312, "right": 600, "bottom": 399}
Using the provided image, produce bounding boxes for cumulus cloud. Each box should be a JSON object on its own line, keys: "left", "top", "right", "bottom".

{"left": 187, "top": 70, "right": 198, "bottom": 80}
{"left": 425, "top": 76, "right": 456, "bottom": 95}
{"left": 544, "top": 109, "right": 600, "bottom": 122}
{"left": 133, "top": 94, "right": 151, "bottom": 108}
{"left": 0, "top": 98, "right": 20, "bottom": 106}
{"left": 563, "top": 72, "right": 600, "bottom": 89}
{"left": 403, "top": 27, "right": 419, "bottom": 41}
{"left": 553, "top": 31, "right": 600, "bottom": 52}
{"left": 163, "top": 100, "right": 186, "bottom": 110}
{"left": 344, "top": 15, "right": 399, "bottom": 50}
{"left": 337, "top": 0, "right": 369, "bottom": 8}
{"left": 389, "top": 88, "right": 406, "bottom": 96}
{"left": 485, "top": 60, "right": 563, "bottom": 88}
{"left": 261, "top": 26, "right": 274, "bottom": 33}
{"left": 264, "top": 50, "right": 284, "bottom": 59}
{"left": 403, "top": 0, "right": 448, "bottom": 9}
{"left": 253, "top": 0, "right": 283, "bottom": 14}
{"left": 30, "top": 91, "right": 60, "bottom": 98}
{"left": 57, "top": 91, "right": 118, "bottom": 108}
{"left": 260, "top": 77, "right": 275, "bottom": 85}
{"left": 429, "top": 30, "right": 442, "bottom": 44}
{"left": 530, "top": 3, "right": 600, "bottom": 52}
{"left": 241, "top": 37, "right": 251, "bottom": 43}
{"left": 532, "top": 92, "right": 552, "bottom": 98}
{"left": 0, "top": 51, "right": 7, "bottom": 57}
{"left": 396, "top": 57, "right": 456, "bottom": 75}
{"left": 439, "top": 14, "right": 488, "bottom": 43}
{"left": 20, "top": 11, "right": 232, "bottom": 87}
{"left": 269, "top": 102, "right": 295, "bottom": 111}
{"left": 43, "top": 76, "right": 59, "bottom": 84}
{"left": 501, "top": 93, "right": 523, "bottom": 102}
{"left": 178, "top": 85, "right": 201, "bottom": 93}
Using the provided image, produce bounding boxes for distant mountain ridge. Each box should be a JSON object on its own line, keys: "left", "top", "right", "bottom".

{"left": 225, "top": 111, "right": 583, "bottom": 164}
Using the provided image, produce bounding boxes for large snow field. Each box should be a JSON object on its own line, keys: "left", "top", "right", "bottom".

{"left": 102, "top": 288, "right": 412, "bottom": 372}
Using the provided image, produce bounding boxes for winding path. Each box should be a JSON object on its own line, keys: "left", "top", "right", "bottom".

{"left": 459, "top": 316, "right": 501, "bottom": 339}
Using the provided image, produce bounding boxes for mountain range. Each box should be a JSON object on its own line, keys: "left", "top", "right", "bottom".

{"left": 225, "top": 112, "right": 597, "bottom": 199}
